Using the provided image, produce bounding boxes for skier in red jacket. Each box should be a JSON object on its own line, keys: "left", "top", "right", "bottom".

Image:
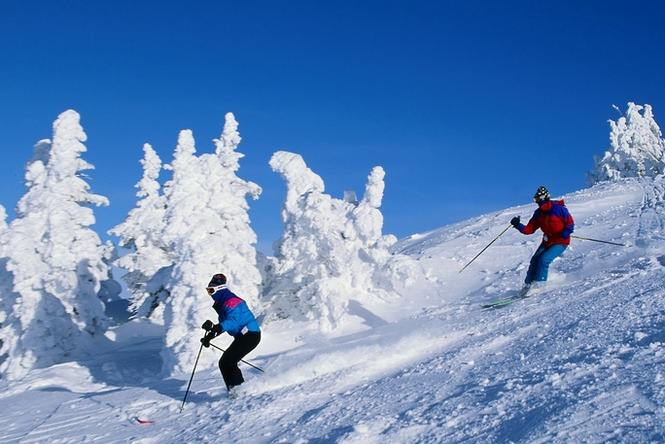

{"left": 511, "top": 186, "right": 574, "bottom": 293}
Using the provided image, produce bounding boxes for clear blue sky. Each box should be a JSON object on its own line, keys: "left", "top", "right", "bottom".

{"left": 1, "top": 1, "right": 664, "bottom": 252}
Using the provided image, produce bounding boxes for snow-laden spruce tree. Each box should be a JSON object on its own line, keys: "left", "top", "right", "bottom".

{"left": 0, "top": 204, "right": 7, "bottom": 250}
{"left": 110, "top": 143, "right": 170, "bottom": 318}
{"left": 589, "top": 102, "right": 665, "bottom": 184}
{"left": 160, "top": 113, "right": 262, "bottom": 375}
{"left": 266, "top": 151, "right": 416, "bottom": 332}
{"left": 0, "top": 111, "right": 109, "bottom": 379}
{"left": 0, "top": 205, "right": 14, "bottom": 373}
{"left": 201, "top": 113, "right": 262, "bottom": 305}
{"left": 0, "top": 206, "right": 9, "bottom": 323}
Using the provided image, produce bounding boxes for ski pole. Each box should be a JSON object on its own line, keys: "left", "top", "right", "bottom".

{"left": 208, "top": 342, "right": 265, "bottom": 373}
{"left": 459, "top": 224, "right": 512, "bottom": 273}
{"left": 180, "top": 342, "right": 204, "bottom": 413}
{"left": 571, "top": 235, "right": 626, "bottom": 247}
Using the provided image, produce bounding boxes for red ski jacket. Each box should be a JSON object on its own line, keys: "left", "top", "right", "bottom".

{"left": 517, "top": 199, "right": 575, "bottom": 247}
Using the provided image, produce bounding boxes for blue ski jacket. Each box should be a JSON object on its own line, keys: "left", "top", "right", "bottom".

{"left": 210, "top": 286, "right": 260, "bottom": 337}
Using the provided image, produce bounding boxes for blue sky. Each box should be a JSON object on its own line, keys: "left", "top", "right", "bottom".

{"left": 1, "top": 1, "right": 664, "bottom": 252}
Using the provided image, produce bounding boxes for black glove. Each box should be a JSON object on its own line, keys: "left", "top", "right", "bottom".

{"left": 201, "top": 319, "right": 214, "bottom": 331}
{"left": 200, "top": 330, "right": 216, "bottom": 348}
{"left": 510, "top": 216, "right": 521, "bottom": 227}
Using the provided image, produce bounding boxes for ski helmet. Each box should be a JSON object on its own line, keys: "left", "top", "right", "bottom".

{"left": 533, "top": 186, "right": 550, "bottom": 203}
{"left": 208, "top": 273, "right": 227, "bottom": 287}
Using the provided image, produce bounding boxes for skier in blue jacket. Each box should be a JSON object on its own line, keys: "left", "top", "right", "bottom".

{"left": 201, "top": 273, "right": 261, "bottom": 393}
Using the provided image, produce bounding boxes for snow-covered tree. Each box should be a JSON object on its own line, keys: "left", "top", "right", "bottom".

{"left": 0, "top": 205, "right": 11, "bottom": 362}
{"left": 203, "top": 113, "right": 262, "bottom": 306}
{"left": 97, "top": 244, "right": 125, "bottom": 323}
{"left": 589, "top": 102, "right": 665, "bottom": 184}
{"left": 265, "top": 151, "right": 416, "bottom": 332}
{"left": 0, "top": 205, "right": 7, "bottom": 241}
{"left": 0, "top": 110, "right": 110, "bottom": 379}
{"left": 159, "top": 113, "right": 262, "bottom": 375}
{"left": 110, "top": 143, "right": 170, "bottom": 318}
{"left": 0, "top": 205, "right": 17, "bottom": 378}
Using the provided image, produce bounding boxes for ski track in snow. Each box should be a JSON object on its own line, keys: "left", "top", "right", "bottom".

{"left": 2, "top": 179, "right": 665, "bottom": 443}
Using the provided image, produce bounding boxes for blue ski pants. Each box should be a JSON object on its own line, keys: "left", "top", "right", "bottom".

{"left": 525, "top": 244, "right": 567, "bottom": 284}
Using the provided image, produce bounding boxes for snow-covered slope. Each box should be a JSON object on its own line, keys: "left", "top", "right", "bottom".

{"left": 2, "top": 178, "right": 665, "bottom": 443}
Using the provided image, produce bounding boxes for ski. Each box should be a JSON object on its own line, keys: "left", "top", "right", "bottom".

{"left": 481, "top": 293, "right": 531, "bottom": 309}
{"left": 481, "top": 298, "right": 514, "bottom": 309}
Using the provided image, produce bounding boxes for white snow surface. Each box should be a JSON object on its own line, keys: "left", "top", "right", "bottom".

{"left": 2, "top": 178, "right": 665, "bottom": 442}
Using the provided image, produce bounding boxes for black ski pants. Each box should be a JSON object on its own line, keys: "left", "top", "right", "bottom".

{"left": 219, "top": 331, "right": 261, "bottom": 389}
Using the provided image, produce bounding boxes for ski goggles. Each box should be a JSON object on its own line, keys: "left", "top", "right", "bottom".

{"left": 206, "top": 285, "right": 226, "bottom": 295}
